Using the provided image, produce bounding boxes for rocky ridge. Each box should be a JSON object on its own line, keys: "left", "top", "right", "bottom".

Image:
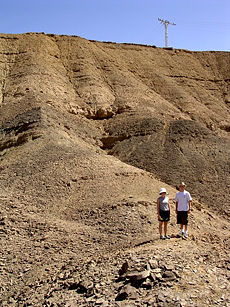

{"left": 0, "top": 33, "right": 229, "bottom": 306}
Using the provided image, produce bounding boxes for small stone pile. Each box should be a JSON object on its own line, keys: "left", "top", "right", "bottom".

{"left": 115, "top": 259, "right": 179, "bottom": 303}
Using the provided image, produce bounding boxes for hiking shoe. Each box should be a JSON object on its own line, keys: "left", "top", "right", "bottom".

{"left": 184, "top": 232, "right": 188, "bottom": 238}
{"left": 165, "top": 235, "right": 171, "bottom": 239}
{"left": 178, "top": 230, "right": 184, "bottom": 237}
{"left": 160, "top": 236, "right": 166, "bottom": 240}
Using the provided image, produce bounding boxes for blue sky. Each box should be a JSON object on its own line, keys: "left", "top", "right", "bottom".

{"left": 1, "top": 0, "right": 229, "bottom": 51}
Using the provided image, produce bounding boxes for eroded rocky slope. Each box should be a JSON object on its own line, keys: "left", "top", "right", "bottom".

{"left": 0, "top": 33, "right": 229, "bottom": 306}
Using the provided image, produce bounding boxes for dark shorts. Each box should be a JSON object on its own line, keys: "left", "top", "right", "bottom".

{"left": 177, "top": 211, "right": 188, "bottom": 225}
{"left": 159, "top": 210, "right": 170, "bottom": 222}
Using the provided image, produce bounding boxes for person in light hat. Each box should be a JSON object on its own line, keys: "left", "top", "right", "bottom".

{"left": 175, "top": 182, "right": 192, "bottom": 238}
{"left": 157, "top": 187, "right": 171, "bottom": 240}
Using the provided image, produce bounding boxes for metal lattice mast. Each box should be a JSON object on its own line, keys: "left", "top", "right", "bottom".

{"left": 158, "top": 18, "right": 176, "bottom": 47}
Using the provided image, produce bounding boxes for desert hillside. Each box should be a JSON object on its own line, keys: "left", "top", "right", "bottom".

{"left": 0, "top": 33, "right": 229, "bottom": 306}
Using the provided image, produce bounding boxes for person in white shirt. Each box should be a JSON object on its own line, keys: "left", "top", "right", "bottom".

{"left": 175, "top": 182, "right": 192, "bottom": 238}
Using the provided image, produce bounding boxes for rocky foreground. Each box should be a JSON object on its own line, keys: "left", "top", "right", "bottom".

{"left": 1, "top": 191, "right": 229, "bottom": 306}
{"left": 41, "top": 239, "right": 230, "bottom": 307}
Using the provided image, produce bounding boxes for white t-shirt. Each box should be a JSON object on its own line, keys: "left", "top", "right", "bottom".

{"left": 175, "top": 190, "right": 192, "bottom": 211}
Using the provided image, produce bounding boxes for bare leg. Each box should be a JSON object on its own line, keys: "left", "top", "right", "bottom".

{"left": 159, "top": 221, "right": 163, "bottom": 236}
{"left": 164, "top": 221, "right": 168, "bottom": 236}
{"left": 184, "top": 224, "right": 188, "bottom": 232}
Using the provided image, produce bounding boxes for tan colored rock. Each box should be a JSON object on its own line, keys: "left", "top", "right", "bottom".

{"left": 0, "top": 33, "right": 229, "bottom": 307}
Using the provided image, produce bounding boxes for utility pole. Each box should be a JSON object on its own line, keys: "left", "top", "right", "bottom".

{"left": 158, "top": 18, "right": 176, "bottom": 47}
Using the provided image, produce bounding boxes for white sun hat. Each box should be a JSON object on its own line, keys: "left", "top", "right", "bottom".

{"left": 159, "top": 188, "right": 167, "bottom": 195}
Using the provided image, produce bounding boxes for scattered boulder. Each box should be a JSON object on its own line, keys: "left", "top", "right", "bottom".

{"left": 141, "top": 279, "right": 153, "bottom": 289}
{"left": 125, "top": 264, "right": 151, "bottom": 283}
{"left": 149, "top": 259, "right": 158, "bottom": 269}
{"left": 157, "top": 290, "right": 170, "bottom": 303}
{"left": 115, "top": 284, "right": 138, "bottom": 301}
{"left": 118, "top": 261, "right": 129, "bottom": 276}
{"left": 164, "top": 264, "right": 174, "bottom": 271}
{"left": 224, "top": 95, "right": 230, "bottom": 104}
{"left": 75, "top": 281, "right": 88, "bottom": 294}
{"left": 162, "top": 271, "right": 177, "bottom": 282}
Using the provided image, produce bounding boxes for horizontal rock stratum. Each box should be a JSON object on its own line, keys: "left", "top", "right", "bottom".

{"left": 0, "top": 33, "right": 229, "bottom": 306}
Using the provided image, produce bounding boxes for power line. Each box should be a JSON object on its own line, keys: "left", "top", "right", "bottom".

{"left": 158, "top": 18, "right": 176, "bottom": 47}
